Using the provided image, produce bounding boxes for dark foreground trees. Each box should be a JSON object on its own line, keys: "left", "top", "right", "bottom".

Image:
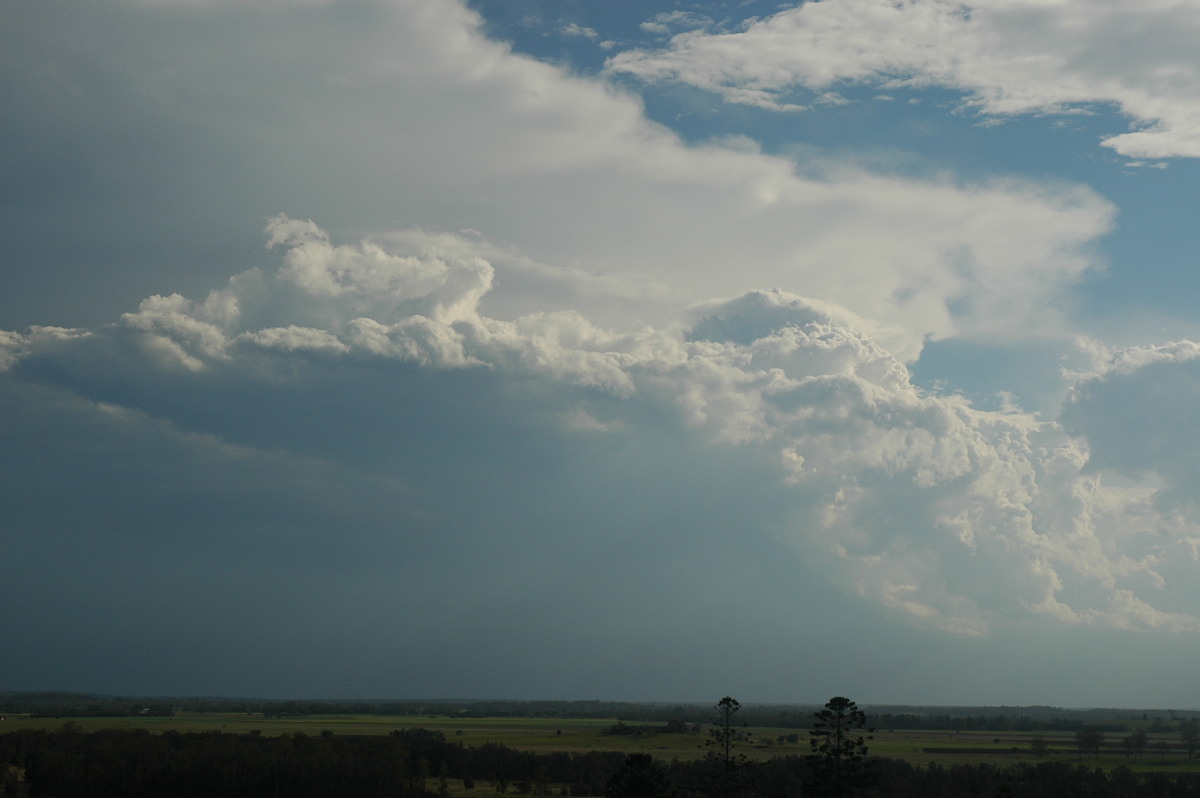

{"left": 0, "top": 728, "right": 434, "bottom": 798}
{"left": 607, "top": 754, "right": 672, "bottom": 798}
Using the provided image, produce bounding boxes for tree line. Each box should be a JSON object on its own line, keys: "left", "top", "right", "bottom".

{"left": 5, "top": 691, "right": 1196, "bottom": 733}
{"left": 6, "top": 696, "right": 1200, "bottom": 797}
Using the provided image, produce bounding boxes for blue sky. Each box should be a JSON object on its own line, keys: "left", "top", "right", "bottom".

{"left": 4, "top": 0, "right": 1200, "bottom": 707}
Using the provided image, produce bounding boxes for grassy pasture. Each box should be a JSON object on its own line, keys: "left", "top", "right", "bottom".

{"left": 4, "top": 714, "right": 1200, "bottom": 774}
{"left": 0, "top": 714, "right": 717, "bottom": 759}
{"left": 870, "top": 728, "right": 1200, "bottom": 773}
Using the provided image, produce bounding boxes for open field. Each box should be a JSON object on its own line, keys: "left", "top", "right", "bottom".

{"left": 4, "top": 713, "right": 1200, "bottom": 774}
{"left": 869, "top": 728, "right": 1200, "bottom": 773}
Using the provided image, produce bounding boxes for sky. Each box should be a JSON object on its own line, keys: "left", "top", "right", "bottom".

{"left": 3, "top": 0, "right": 1200, "bottom": 709}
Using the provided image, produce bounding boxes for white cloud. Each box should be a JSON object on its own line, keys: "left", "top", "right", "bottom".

{"left": 607, "top": 0, "right": 1200, "bottom": 158}
{"left": 0, "top": 327, "right": 92, "bottom": 372}
{"left": 6, "top": 218, "right": 1195, "bottom": 638}
{"left": 560, "top": 22, "right": 597, "bottom": 40}
{"left": 242, "top": 325, "right": 350, "bottom": 354}
{"left": 1063, "top": 340, "right": 1200, "bottom": 511}
{"left": 1, "top": 0, "right": 1115, "bottom": 358}
{"left": 640, "top": 11, "right": 713, "bottom": 36}
{"left": 5, "top": 0, "right": 1197, "bottom": 702}
{"left": 0, "top": 330, "right": 28, "bottom": 370}
{"left": 264, "top": 214, "right": 495, "bottom": 327}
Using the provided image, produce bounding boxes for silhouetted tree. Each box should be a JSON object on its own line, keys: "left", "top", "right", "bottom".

{"left": 709, "top": 697, "right": 749, "bottom": 777}
{"left": 1030, "top": 735, "right": 1048, "bottom": 757}
{"left": 704, "top": 697, "right": 751, "bottom": 797}
{"left": 809, "top": 696, "right": 873, "bottom": 798}
{"left": 1075, "top": 728, "right": 1104, "bottom": 759}
{"left": 1123, "top": 728, "right": 1148, "bottom": 759}
{"left": 1181, "top": 720, "right": 1200, "bottom": 758}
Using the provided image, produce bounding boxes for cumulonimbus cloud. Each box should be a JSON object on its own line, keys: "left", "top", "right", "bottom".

{"left": 0, "top": 0, "right": 1116, "bottom": 356}
{"left": 607, "top": 0, "right": 1200, "bottom": 159}
{"left": 4, "top": 217, "right": 1197, "bottom": 637}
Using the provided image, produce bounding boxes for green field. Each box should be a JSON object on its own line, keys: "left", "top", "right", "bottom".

{"left": 4, "top": 713, "right": 1199, "bottom": 774}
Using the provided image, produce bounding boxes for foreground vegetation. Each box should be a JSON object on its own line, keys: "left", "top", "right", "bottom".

{"left": 4, "top": 693, "right": 1200, "bottom": 796}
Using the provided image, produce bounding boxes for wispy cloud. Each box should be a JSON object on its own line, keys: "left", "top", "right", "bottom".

{"left": 560, "top": 22, "right": 598, "bottom": 39}
{"left": 640, "top": 11, "right": 714, "bottom": 36}
{"left": 607, "top": 0, "right": 1200, "bottom": 158}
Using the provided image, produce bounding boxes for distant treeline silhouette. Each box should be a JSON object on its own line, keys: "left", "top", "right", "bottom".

{"left": 4, "top": 692, "right": 1195, "bottom": 732}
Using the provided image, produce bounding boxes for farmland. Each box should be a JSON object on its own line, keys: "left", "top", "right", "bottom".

{"left": 5, "top": 711, "right": 1200, "bottom": 774}
{"left": 9, "top": 700, "right": 1200, "bottom": 798}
